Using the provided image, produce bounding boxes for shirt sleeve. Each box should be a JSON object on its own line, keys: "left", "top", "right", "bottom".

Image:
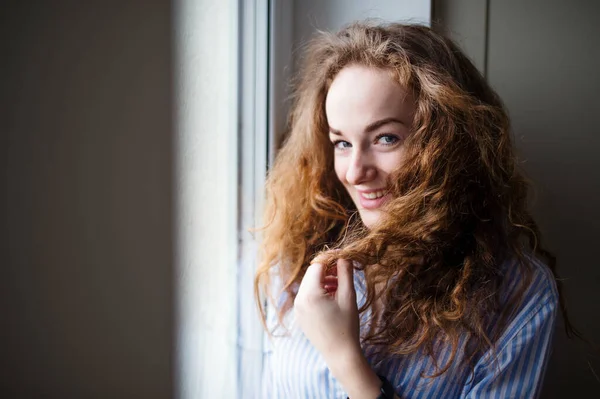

{"left": 461, "top": 294, "right": 558, "bottom": 399}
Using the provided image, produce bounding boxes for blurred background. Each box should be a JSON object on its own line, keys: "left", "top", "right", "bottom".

{"left": 1, "top": 0, "right": 598, "bottom": 397}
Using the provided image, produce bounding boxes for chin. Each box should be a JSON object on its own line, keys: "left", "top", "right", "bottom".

{"left": 358, "top": 209, "right": 381, "bottom": 229}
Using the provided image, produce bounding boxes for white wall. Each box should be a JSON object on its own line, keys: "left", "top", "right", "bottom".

{"left": 173, "top": 0, "right": 239, "bottom": 398}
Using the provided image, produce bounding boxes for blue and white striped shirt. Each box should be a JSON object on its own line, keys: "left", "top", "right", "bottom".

{"left": 261, "top": 256, "right": 558, "bottom": 398}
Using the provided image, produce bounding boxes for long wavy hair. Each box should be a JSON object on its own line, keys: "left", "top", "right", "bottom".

{"left": 254, "top": 22, "right": 575, "bottom": 376}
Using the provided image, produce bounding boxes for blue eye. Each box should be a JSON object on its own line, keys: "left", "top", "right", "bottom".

{"left": 332, "top": 140, "right": 351, "bottom": 150}
{"left": 376, "top": 134, "right": 399, "bottom": 146}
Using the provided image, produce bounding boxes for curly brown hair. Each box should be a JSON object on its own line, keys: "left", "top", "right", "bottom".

{"left": 254, "top": 21, "right": 575, "bottom": 376}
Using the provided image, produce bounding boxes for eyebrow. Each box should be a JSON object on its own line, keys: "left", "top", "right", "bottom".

{"left": 328, "top": 117, "right": 406, "bottom": 135}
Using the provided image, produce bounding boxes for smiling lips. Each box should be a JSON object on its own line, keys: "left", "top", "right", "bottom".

{"left": 357, "top": 189, "right": 390, "bottom": 209}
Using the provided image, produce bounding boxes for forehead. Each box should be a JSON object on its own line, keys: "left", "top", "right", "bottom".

{"left": 325, "top": 65, "right": 413, "bottom": 130}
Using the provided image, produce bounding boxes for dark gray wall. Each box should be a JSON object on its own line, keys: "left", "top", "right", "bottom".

{"left": 488, "top": 1, "right": 600, "bottom": 397}
{"left": 436, "top": 0, "right": 600, "bottom": 397}
{"left": 1, "top": 2, "right": 174, "bottom": 398}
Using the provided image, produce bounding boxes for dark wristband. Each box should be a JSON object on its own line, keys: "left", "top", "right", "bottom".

{"left": 345, "top": 374, "right": 395, "bottom": 399}
{"left": 376, "top": 374, "right": 395, "bottom": 399}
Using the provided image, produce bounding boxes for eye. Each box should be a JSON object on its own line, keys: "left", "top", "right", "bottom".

{"left": 332, "top": 140, "right": 352, "bottom": 151}
{"left": 375, "top": 134, "right": 400, "bottom": 146}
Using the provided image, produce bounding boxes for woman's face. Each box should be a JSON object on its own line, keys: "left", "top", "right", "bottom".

{"left": 325, "top": 65, "right": 415, "bottom": 228}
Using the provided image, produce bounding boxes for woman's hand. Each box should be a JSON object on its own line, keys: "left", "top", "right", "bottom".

{"left": 295, "top": 256, "right": 392, "bottom": 399}
{"left": 294, "top": 257, "right": 361, "bottom": 364}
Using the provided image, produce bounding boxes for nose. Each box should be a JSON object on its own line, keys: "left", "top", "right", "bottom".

{"left": 346, "top": 148, "right": 376, "bottom": 185}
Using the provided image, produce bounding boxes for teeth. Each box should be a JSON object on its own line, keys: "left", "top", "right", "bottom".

{"left": 362, "top": 190, "right": 386, "bottom": 199}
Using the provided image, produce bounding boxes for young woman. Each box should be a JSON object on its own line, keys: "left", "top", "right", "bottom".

{"left": 254, "top": 22, "right": 574, "bottom": 399}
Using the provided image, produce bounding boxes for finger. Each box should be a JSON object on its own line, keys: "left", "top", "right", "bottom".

{"left": 300, "top": 262, "right": 327, "bottom": 293}
{"left": 336, "top": 258, "right": 356, "bottom": 300}
{"left": 324, "top": 285, "right": 337, "bottom": 295}
{"left": 328, "top": 264, "right": 338, "bottom": 277}
{"left": 324, "top": 275, "right": 338, "bottom": 294}
{"left": 323, "top": 275, "right": 338, "bottom": 285}
{"left": 311, "top": 253, "right": 329, "bottom": 265}
{"left": 311, "top": 250, "right": 340, "bottom": 276}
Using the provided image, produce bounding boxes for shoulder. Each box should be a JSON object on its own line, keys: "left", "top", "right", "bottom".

{"left": 464, "top": 256, "right": 560, "bottom": 397}
{"left": 500, "top": 254, "right": 558, "bottom": 315}
{"left": 493, "top": 254, "right": 559, "bottom": 350}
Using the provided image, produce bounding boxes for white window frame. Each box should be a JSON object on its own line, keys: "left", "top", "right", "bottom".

{"left": 174, "top": 0, "right": 283, "bottom": 396}
{"left": 236, "top": 1, "right": 294, "bottom": 397}
{"left": 236, "top": 0, "right": 272, "bottom": 397}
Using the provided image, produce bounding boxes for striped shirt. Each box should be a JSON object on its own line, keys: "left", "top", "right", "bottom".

{"left": 261, "top": 256, "right": 558, "bottom": 398}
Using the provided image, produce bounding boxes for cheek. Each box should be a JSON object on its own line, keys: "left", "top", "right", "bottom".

{"left": 333, "top": 157, "right": 348, "bottom": 185}
{"left": 380, "top": 150, "right": 406, "bottom": 176}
